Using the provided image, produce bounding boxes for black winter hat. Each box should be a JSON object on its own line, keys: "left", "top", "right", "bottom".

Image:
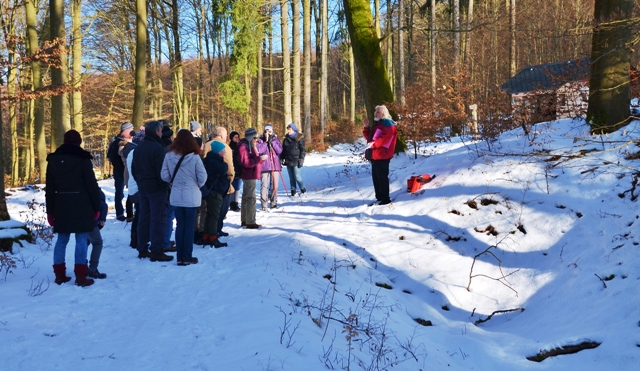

{"left": 63, "top": 130, "right": 82, "bottom": 146}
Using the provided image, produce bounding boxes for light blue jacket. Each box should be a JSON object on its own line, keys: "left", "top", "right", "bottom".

{"left": 161, "top": 151, "right": 207, "bottom": 207}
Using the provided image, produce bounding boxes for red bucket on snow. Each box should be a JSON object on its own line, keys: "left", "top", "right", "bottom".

{"left": 407, "top": 174, "right": 433, "bottom": 193}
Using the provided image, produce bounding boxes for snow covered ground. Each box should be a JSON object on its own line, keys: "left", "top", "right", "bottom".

{"left": 1, "top": 118, "right": 639, "bottom": 370}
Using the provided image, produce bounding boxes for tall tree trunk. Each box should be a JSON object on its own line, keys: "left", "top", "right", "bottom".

{"left": 281, "top": 0, "right": 293, "bottom": 129}
{"left": 0, "top": 95, "right": 10, "bottom": 229}
{"left": 171, "top": 0, "right": 188, "bottom": 128}
{"left": 71, "top": 0, "right": 83, "bottom": 133}
{"left": 3, "top": 8, "right": 19, "bottom": 186}
{"left": 349, "top": 43, "right": 356, "bottom": 122}
{"left": 268, "top": 25, "right": 274, "bottom": 123}
{"left": 453, "top": 0, "right": 460, "bottom": 77}
{"left": 343, "top": 0, "right": 394, "bottom": 124}
{"left": 132, "top": 0, "right": 147, "bottom": 127}
{"left": 587, "top": 0, "right": 634, "bottom": 133}
{"left": 25, "top": 0, "right": 47, "bottom": 182}
{"left": 398, "top": 0, "right": 405, "bottom": 105}
{"left": 303, "top": 0, "right": 312, "bottom": 141}
{"left": 374, "top": 0, "right": 381, "bottom": 38}
{"left": 50, "top": 0, "right": 71, "bottom": 151}
{"left": 430, "top": 0, "right": 436, "bottom": 94}
{"left": 464, "top": 0, "right": 474, "bottom": 68}
{"left": 386, "top": 0, "right": 394, "bottom": 98}
{"left": 509, "top": 0, "right": 516, "bottom": 77}
{"left": 257, "top": 44, "right": 263, "bottom": 128}
{"left": 320, "top": 0, "right": 328, "bottom": 140}
{"left": 292, "top": 0, "right": 302, "bottom": 127}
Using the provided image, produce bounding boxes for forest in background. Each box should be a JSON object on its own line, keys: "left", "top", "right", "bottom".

{"left": 1, "top": 0, "right": 639, "bottom": 187}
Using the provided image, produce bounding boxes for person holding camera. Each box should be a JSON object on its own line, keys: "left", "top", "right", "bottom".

{"left": 257, "top": 124, "right": 283, "bottom": 210}
{"left": 238, "top": 128, "right": 266, "bottom": 229}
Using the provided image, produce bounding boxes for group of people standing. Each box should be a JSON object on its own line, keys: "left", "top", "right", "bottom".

{"left": 45, "top": 104, "right": 396, "bottom": 286}
{"left": 46, "top": 120, "right": 309, "bottom": 285}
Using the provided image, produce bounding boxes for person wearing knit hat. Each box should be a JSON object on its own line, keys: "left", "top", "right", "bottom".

{"left": 210, "top": 140, "right": 225, "bottom": 154}
{"left": 120, "top": 122, "right": 134, "bottom": 134}
{"left": 46, "top": 130, "right": 102, "bottom": 287}
{"left": 244, "top": 127, "right": 258, "bottom": 142}
{"left": 228, "top": 131, "right": 242, "bottom": 211}
{"left": 190, "top": 121, "right": 203, "bottom": 149}
{"left": 201, "top": 135, "right": 231, "bottom": 247}
{"left": 190, "top": 120, "right": 202, "bottom": 132}
{"left": 281, "top": 122, "right": 306, "bottom": 196}
{"left": 237, "top": 128, "right": 264, "bottom": 229}
{"left": 209, "top": 127, "right": 235, "bottom": 238}
{"left": 256, "top": 124, "right": 283, "bottom": 210}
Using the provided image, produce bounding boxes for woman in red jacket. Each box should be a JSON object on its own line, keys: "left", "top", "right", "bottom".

{"left": 363, "top": 105, "right": 398, "bottom": 206}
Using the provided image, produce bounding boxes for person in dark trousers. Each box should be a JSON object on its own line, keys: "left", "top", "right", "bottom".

{"left": 281, "top": 123, "right": 306, "bottom": 196}
{"left": 107, "top": 122, "right": 135, "bottom": 221}
{"left": 228, "top": 131, "right": 242, "bottom": 212}
{"left": 122, "top": 138, "right": 139, "bottom": 249}
{"left": 363, "top": 105, "right": 398, "bottom": 206}
{"left": 131, "top": 120, "right": 173, "bottom": 262}
{"left": 161, "top": 129, "right": 207, "bottom": 265}
{"left": 257, "top": 124, "right": 283, "bottom": 210}
{"left": 210, "top": 127, "right": 235, "bottom": 237}
{"left": 161, "top": 125, "right": 177, "bottom": 252}
{"left": 87, "top": 190, "right": 109, "bottom": 279}
{"left": 238, "top": 128, "right": 266, "bottom": 229}
{"left": 46, "top": 130, "right": 102, "bottom": 287}
{"left": 202, "top": 141, "right": 231, "bottom": 247}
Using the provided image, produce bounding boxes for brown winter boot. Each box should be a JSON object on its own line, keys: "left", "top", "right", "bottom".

{"left": 53, "top": 263, "right": 72, "bottom": 285}
{"left": 74, "top": 264, "right": 95, "bottom": 287}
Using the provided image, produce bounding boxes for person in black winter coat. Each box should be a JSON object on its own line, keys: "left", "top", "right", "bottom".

{"left": 46, "top": 130, "right": 102, "bottom": 287}
{"left": 107, "top": 122, "right": 135, "bottom": 221}
{"left": 281, "top": 123, "right": 306, "bottom": 196}
{"left": 228, "top": 131, "right": 242, "bottom": 211}
{"left": 131, "top": 121, "right": 173, "bottom": 262}
{"left": 201, "top": 141, "right": 230, "bottom": 248}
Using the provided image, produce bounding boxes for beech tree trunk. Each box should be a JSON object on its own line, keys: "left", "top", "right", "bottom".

{"left": 343, "top": 0, "right": 394, "bottom": 124}
{"left": 303, "top": 0, "right": 312, "bottom": 141}
{"left": 71, "top": 0, "right": 83, "bottom": 133}
{"left": 50, "top": 0, "right": 71, "bottom": 150}
{"left": 587, "top": 0, "right": 634, "bottom": 133}
{"left": 25, "top": 0, "right": 47, "bottom": 182}
{"left": 292, "top": 0, "right": 302, "bottom": 127}
{"left": 281, "top": 0, "right": 293, "bottom": 128}
{"left": 132, "top": 0, "right": 147, "bottom": 127}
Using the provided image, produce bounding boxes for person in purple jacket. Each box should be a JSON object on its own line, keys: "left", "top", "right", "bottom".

{"left": 238, "top": 128, "right": 266, "bottom": 229}
{"left": 256, "top": 124, "right": 283, "bottom": 210}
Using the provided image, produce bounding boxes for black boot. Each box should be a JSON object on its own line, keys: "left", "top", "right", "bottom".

{"left": 130, "top": 232, "right": 137, "bottom": 249}
{"left": 210, "top": 236, "right": 228, "bottom": 248}
{"left": 230, "top": 202, "right": 240, "bottom": 212}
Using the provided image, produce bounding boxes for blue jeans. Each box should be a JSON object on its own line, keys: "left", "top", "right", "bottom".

{"left": 174, "top": 206, "right": 197, "bottom": 262}
{"left": 164, "top": 204, "right": 175, "bottom": 248}
{"left": 113, "top": 172, "right": 125, "bottom": 217}
{"left": 286, "top": 165, "right": 304, "bottom": 191}
{"left": 87, "top": 227, "right": 103, "bottom": 272}
{"left": 53, "top": 232, "right": 89, "bottom": 265}
{"left": 218, "top": 194, "right": 230, "bottom": 234}
{"left": 231, "top": 178, "right": 242, "bottom": 203}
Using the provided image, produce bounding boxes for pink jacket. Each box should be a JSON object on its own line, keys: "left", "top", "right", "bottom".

{"left": 238, "top": 139, "right": 263, "bottom": 180}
